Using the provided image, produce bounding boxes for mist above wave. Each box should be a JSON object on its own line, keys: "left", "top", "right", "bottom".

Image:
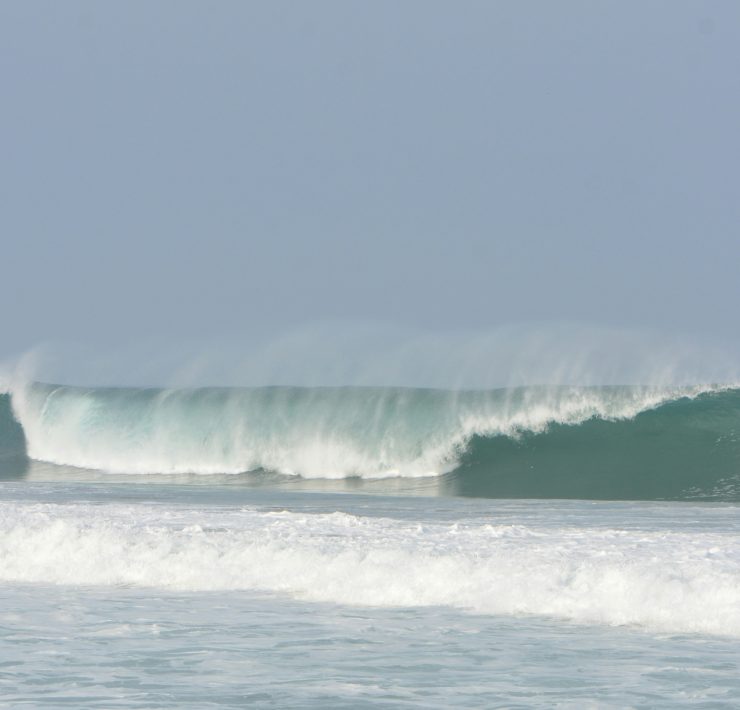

{"left": 6, "top": 322, "right": 738, "bottom": 390}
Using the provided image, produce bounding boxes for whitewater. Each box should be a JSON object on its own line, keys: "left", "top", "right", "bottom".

{"left": 1, "top": 381, "right": 739, "bottom": 706}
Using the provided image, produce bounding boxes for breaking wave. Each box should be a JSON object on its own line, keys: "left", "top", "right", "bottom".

{"left": 2, "top": 382, "right": 739, "bottom": 499}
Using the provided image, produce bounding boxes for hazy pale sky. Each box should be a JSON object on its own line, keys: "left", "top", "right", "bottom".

{"left": 2, "top": 1, "right": 739, "bottom": 359}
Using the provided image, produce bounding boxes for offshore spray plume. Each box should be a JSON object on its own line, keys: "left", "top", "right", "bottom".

{"left": 5, "top": 322, "right": 740, "bottom": 390}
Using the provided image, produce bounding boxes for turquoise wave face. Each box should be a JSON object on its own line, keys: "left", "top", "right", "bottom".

{"left": 447, "top": 391, "right": 740, "bottom": 500}
{"left": 2, "top": 384, "right": 739, "bottom": 500}
{"left": 0, "top": 393, "right": 26, "bottom": 481}
{"left": 0, "top": 393, "right": 25, "bottom": 453}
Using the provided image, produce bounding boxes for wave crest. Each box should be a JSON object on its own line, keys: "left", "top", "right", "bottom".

{"left": 8, "top": 382, "right": 725, "bottom": 479}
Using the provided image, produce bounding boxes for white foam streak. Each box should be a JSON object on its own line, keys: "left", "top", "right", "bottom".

{"left": 1, "top": 501, "right": 739, "bottom": 636}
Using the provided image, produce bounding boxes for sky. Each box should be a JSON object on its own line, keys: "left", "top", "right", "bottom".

{"left": 1, "top": 1, "right": 739, "bottom": 374}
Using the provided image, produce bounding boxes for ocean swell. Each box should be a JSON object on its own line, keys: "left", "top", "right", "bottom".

{"left": 6, "top": 383, "right": 716, "bottom": 474}
{"left": 2, "top": 383, "right": 739, "bottom": 499}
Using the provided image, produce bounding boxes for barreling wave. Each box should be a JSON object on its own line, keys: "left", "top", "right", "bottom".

{"left": 2, "top": 382, "right": 739, "bottom": 500}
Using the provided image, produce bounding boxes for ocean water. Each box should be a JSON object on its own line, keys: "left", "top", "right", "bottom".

{"left": 1, "top": 384, "right": 739, "bottom": 707}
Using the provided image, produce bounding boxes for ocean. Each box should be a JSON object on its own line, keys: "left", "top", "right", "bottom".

{"left": 1, "top": 382, "right": 739, "bottom": 707}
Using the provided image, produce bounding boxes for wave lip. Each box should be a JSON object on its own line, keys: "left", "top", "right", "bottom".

{"left": 8, "top": 382, "right": 729, "bottom": 480}
{"left": 2, "top": 500, "right": 740, "bottom": 637}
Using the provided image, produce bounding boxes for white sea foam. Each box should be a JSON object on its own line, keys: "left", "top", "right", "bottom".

{"left": 1, "top": 500, "right": 739, "bottom": 636}
{"left": 8, "top": 382, "right": 720, "bottom": 478}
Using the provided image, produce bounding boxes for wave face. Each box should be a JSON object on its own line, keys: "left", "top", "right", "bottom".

{"left": 4, "top": 383, "right": 740, "bottom": 500}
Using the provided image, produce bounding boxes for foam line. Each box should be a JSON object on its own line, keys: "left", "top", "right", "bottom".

{"left": 1, "top": 501, "right": 739, "bottom": 636}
